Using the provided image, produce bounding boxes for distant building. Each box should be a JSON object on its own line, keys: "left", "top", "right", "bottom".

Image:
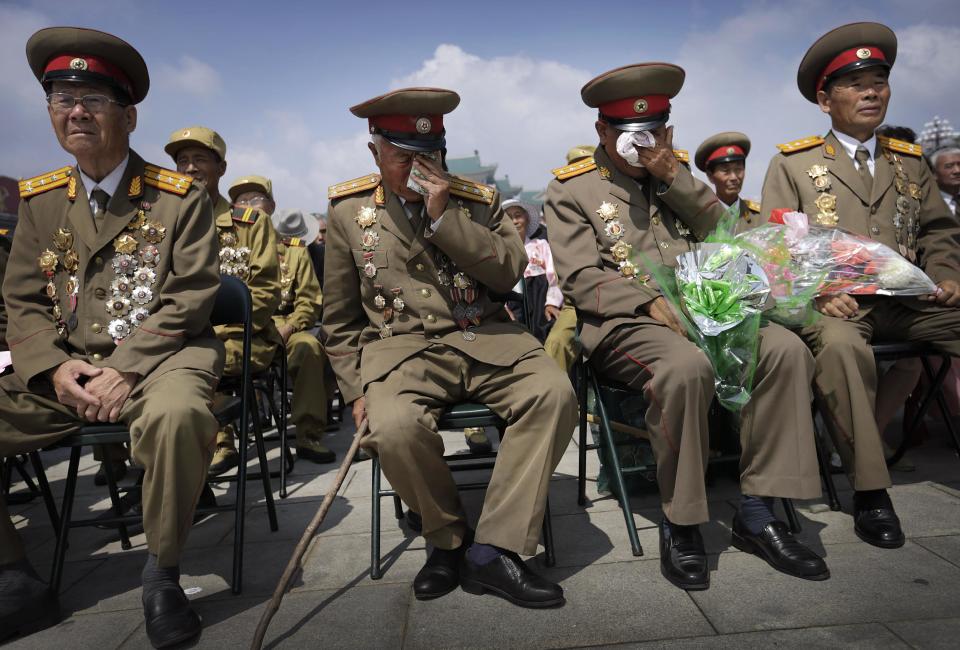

{"left": 918, "top": 116, "right": 958, "bottom": 151}
{"left": 446, "top": 150, "right": 541, "bottom": 204}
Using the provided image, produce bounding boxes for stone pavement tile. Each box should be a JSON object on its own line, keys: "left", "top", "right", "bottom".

{"left": 886, "top": 616, "right": 960, "bottom": 650}
{"left": 595, "top": 622, "right": 907, "bottom": 649}
{"left": 403, "top": 560, "right": 713, "bottom": 648}
{"left": 912, "top": 535, "right": 960, "bottom": 569}
{"left": 242, "top": 495, "right": 372, "bottom": 543}
{"left": 294, "top": 530, "right": 425, "bottom": 592}
{"left": 689, "top": 540, "right": 960, "bottom": 634}
{"left": 116, "top": 583, "right": 410, "bottom": 649}
{"left": 4, "top": 609, "right": 144, "bottom": 650}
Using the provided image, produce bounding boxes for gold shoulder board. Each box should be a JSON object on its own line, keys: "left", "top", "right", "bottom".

{"left": 448, "top": 175, "right": 495, "bottom": 204}
{"left": 231, "top": 207, "right": 261, "bottom": 224}
{"left": 284, "top": 236, "right": 305, "bottom": 247}
{"left": 551, "top": 157, "right": 597, "bottom": 181}
{"left": 776, "top": 136, "right": 825, "bottom": 154}
{"left": 19, "top": 165, "right": 72, "bottom": 199}
{"left": 144, "top": 164, "right": 191, "bottom": 195}
{"left": 328, "top": 174, "right": 381, "bottom": 200}
{"left": 673, "top": 149, "right": 690, "bottom": 164}
{"left": 878, "top": 136, "right": 923, "bottom": 158}
{"left": 745, "top": 199, "right": 760, "bottom": 213}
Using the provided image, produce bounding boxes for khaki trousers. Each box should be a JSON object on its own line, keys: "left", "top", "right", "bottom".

{"left": 286, "top": 331, "right": 328, "bottom": 442}
{"left": 543, "top": 302, "right": 579, "bottom": 375}
{"left": 0, "top": 368, "right": 219, "bottom": 567}
{"left": 594, "top": 319, "right": 821, "bottom": 525}
{"left": 800, "top": 300, "right": 960, "bottom": 490}
{"left": 363, "top": 346, "right": 577, "bottom": 555}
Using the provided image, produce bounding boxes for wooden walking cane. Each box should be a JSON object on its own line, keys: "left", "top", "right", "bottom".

{"left": 251, "top": 419, "right": 369, "bottom": 649}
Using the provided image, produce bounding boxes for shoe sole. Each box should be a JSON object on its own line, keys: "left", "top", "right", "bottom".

{"left": 413, "top": 583, "right": 459, "bottom": 601}
{"left": 207, "top": 457, "right": 240, "bottom": 477}
{"left": 854, "top": 526, "right": 905, "bottom": 549}
{"left": 731, "top": 531, "right": 830, "bottom": 581}
{"left": 148, "top": 626, "right": 201, "bottom": 649}
{"left": 659, "top": 562, "right": 709, "bottom": 591}
{"left": 460, "top": 577, "right": 565, "bottom": 608}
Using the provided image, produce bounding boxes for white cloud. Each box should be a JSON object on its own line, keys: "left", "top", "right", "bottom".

{"left": 153, "top": 55, "right": 222, "bottom": 98}
{"left": 892, "top": 24, "right": 960, "bottom": 107}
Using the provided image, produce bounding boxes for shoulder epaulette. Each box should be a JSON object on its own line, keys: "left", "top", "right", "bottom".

{"left": 231, "top": 207, "right": 261, "bottom": 224}
{"left": 673, "top": 149, "right": 690, "bottom": 164}
{"left": 283, "top": 236, "right": 305, "bottom": 247}
{"left": 0, "top": 228, "right": 9, "bottom": 237}
{"left": 448, "top": 175, "right": 495, "bottom": 204}
{"left": 745, "top": 199, "right": 760, "bottom": 213}
{"left": 19, "top": 165, "right": 72, "bottom": 199}
{"left": 328, "top": 174, "right": 381, "bottom": 200}
{"left": 776, "top": 136, "right": 825, "bottom": 154}
{"left": 878, "top": 136, "right": 923, "bottom": 158}
{"left": 143, "top": 164, "right": 191, "bottom": 195}
{"left": 551, "top": 157, "right": 597, "bottom": 181}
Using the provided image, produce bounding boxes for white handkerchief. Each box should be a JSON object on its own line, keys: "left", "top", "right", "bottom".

{"left": 616, "top": 130, "right": 656, "bottom": 167}
{"left": 0, "top": 351, "right": 11, "bottom": 373}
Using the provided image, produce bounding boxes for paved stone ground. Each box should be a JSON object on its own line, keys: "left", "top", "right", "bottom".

{"left": 4, "top": 412, "right": 960, "bottom": 649}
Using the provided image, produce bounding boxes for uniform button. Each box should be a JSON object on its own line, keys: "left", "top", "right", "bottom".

{"left": 94, "top": 256, "right": 103, "bottom": 265}
{"left": 425, "top": 314, "right": 437, "bottom": 323}
{"left": 415, "top": 263, "right": 425, "bottom": 271}
{"left": 660, "top": 241, "right": 669, "bottom": 249}
{"left": 94, "top": 288, "right": 106, "bottom": 299}
{"left": 870, "top": 206, "right": 878, "bottom": 215}
{"left": 420, "top": 289, "right": 431, "bottom": 298}
{"left": 433, "top": 334, "right": 441, "bottom": 339}
{"left": 870, "top": 225, "right": 880, "bottom": 235}
{"left": 91, "top": 323, "right": 102, "bottom": 333}
{"left": 651, "top": 216, "right": 661, "bottom": 225}
{"left": 92, "top": 353, "right": 103, "bottom": 361}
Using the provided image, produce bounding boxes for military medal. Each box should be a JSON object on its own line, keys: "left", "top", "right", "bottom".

{"left": 373, "top": 285, "right": 387, "bottom": 310}
{"left": 130, "top": 307, "right": 150, "bottom": 326}
{"left": 63, "top": 249, "right": 80, "bottom": 272}
{"left": 219, "top": 230, "right": 238, "bottom": 248}
{"left": 806, "top": 165, "right": 831, "bottom": 191}
{"left": 604, "top": 220, "right": 625, "bottom": 240}
{"left": 140, "top": 221, "right": 166, "bottom": 244}
{"left": 38, "top": 249, "right": 58, "bottom": 273}
{"left": 108, "top": 319, "right": 132, "bottom": 341}
{"left": 362, "top": 252, "right": 377, "bottom": 279}
{"left": 610, "top": 240, "right": 632, "bottom": 262}
{"left": 112, "top": 254, "right": 138, "bottom": 275}
{"left": 361, "top": 229, "right": 380, "bottom": 251}
{"left": 355, "top": 206, "right": 378, "bottom": 228}
{"left": 133, "top": 268, "right": 157, "bottom": 286}
{"left": 127, "top": 210, "right": 146, "bottom": 231}
{"left": 111, "top": 277, "right": 133, "bottom": 295}
{"left": 45, "top": 281, "right": 57, "bottom": 299}
{"left": 619, "top": 260, "right": 639, "bottom": 279}
{"left": 598, "top": 166, "right": 612, "bottom": 180}
{"left": 132, "top": 286, "right": 153, "bottom": 305}
{"left": 674, "top": 218, "right": 691, "bottom": 237}
{"left": 462, "top": 330, "right": 477, "bottom": 342}
{"left": 53, "top": 228, "right": 74, "bottom": 251}
{"left": 391, "top": 288, "right": 405, "bottom": 312}
{"left": 596, "top": 201, "right": 619, "bottom": 222}
{"left": 140, "top": 245, "right": 160, "bottom": 267}
{"left": 106, "top": 296, "right": 131, "bottom": 317}
{"left": 113, "top": 234, "right": 139, "bottom": 255}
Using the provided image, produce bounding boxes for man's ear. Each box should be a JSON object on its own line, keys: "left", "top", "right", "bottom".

{"left": 816, "top": 89, "right": 831, "bottom": 116}
{"left": 219, "top": 158, "right": 227, "bottom": 177}
{"left": 368, "top": 141, "right": 380, "bottom": 165}
{"left": 595, "top": 120, "right": 608, "bottom": 146}
{"left": 125, "top": 106, "right": 138, "bottom": 134}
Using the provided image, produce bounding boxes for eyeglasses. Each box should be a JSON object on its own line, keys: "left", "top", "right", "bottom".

{"left": 46, "top": 92, "right": 127, "bottom": 113}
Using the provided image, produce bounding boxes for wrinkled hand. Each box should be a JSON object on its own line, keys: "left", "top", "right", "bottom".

{"left": 84, "top": 367, "right": 137, "bottom": 423}
{"left": 544, "top": 304, "right": 561, "bottom": 321}
{"left": 815, "top": 293, "right": 859, "bottom": 319}
{"left": 919, "top": 280, "right": 960, "bottom": 307}
{"left": 50, "top": 360, "right": 102, "bottom": 413}
{"left": 645, "top": 296, "right": 686, "bottom": 337}
{"left": 278, "top": 323, "right": 296, "bottom": 345}
{"left": 411, "top": 154, "right": 451, "bottom": 221}
{"left": 634, "top": 126, "right": 678, "bottom": 185}
{"left": 352, "top": 396, "right": 367, "bottom": 430}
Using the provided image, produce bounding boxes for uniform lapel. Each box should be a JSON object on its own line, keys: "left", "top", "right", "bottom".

{"left": 596, "top": 148, "right": 647, "bottom": 209}
{"left": 870, "top": 147, "right": 894, "bottom": 207}
{"left": 378, "top": 187, "right": 414, "bottom": 249}
{"left": 825, "top": 131, "right": 869, "bottom": 204}
{"left": 92, "top": 154, "right": 142, "bottom": 254}
{"left": 65, "top": 171, "right": 98, "bottom": 252}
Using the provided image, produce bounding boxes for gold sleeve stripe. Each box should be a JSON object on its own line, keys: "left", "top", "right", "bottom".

{"left": 18, "top": 165, "right": 73, "bottom": 198}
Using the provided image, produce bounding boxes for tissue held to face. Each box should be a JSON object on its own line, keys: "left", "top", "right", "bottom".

{"left": 596, "top": 120, "right": 671, "bottom": 180}
{"left": 616, "top": 130, "right": 656, "bottom": 167}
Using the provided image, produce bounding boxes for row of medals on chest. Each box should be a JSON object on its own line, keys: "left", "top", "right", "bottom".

{"left": 279, "top": 248, "right": 294, "bottom": 309}
{"left": 38, "top": 206, "right": 165, "bottom": 342}
{"left": 218, "top": 229, "right": 252, "bottom": 279}
{"left": 806, "top": 155, "right": 921, "bottom": 260}
{"left": 354, "top": 197, "right": 480, "bottom": 341}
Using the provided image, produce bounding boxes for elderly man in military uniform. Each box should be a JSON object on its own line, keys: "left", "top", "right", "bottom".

{"left": 0, "top": 27, "right": 224, "bottom": 647}
{"left": 230, "top": 173, "right": 276, "bottom": 217}
{"left": 165, "top": 128, "right": 282, "bottom": 475}
{"left": 323, "top": 87, "right": 576, "bottom": 607}
{"left": 929, "top": 145, "right": 960, "bottom": 216}
{"left": 270, "top": 208, "right": 334, "bottom": 463}
{"left": 694, "top": 132, "right": 761, "bottom": 228}
{"left": 544, "top": 63, "right": 827, "bottom": 591}
{"left": 760, "top": 22, "right": 960, "bottom": 548}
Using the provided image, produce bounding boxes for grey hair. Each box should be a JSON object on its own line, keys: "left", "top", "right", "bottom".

{"left": 929, "top": 146, "right": 960, "bottom": 168}
{"left": 370, "top": 133, "right": 386, "bottom": 153}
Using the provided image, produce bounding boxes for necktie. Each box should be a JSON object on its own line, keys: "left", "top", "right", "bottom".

{"left": 91, "top": 188, "right": 109, "bottom": 231}
{"left": 855, "top": 146, "right": 873, "bottom": 195}
{"left": 409, "top": 202, "right": 425, "bottom": 235}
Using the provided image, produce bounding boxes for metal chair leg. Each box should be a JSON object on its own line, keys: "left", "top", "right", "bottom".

{"left": 50, "top": 446, "right": 81, "bottom": 592}
{"left": 542, "top": 497, "right": 556, "bottom": 567}
{"left": 99, "top": 445, "right": 132, "bottom": 550}
{"left": 577, "top": 361, "right": 588, "bottom": 507}
{"left": 925, "top": 355, "right": 960, "bottom": 458}
{"left": 278, "top": 353, "right": 291, "bottom": 498}
{"left": 28, "top": 452, "right": 60, "bottom": 531}
{"left": 812, "top": 400, "right": 842, "bottom": 511}
{"left": 371, "top": 457, "right": 382, "bottom": 580}
{"left": 591, "top": 373, "right": 643, "bottom": 557}
{"left": 392, "top": 495, "right": 404, "bottom": 521}
{"left": 781, "top": 498, "right": 802, "bottom": 533}
{"left": 888, "top": 355, "right": 951, "bottom": 466}
{"left": 252, "top": 412, "right": 279, "bottom": 532}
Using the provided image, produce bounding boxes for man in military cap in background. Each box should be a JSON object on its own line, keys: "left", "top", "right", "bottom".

{"left": 545, "top": 63, "right": 827, "bottom": 591}
{"left": 230, "top": 173, "right": 276, "bottom": 217}
{"left": 323, "top": 87, "right": 576, "bottom": 607}
{"left": 761, "top": 22, "right": 960, "bottom": 548}
{"left": 165, "top": 128, "right": 282, "bottom": 475}
{"left": 271, "top": 208, "right": 335, "bottom": 463}
{"left": 0, "top": 27, "right": 224, "bottom": 647}
{"left": 694, "top": 132, "right": 761, "bottom": 228}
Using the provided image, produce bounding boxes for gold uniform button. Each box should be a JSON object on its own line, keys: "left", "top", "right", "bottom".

{"left": 425, "top": 314, "right": 437, "bottom": 323}
{"left": 415, "top": 263, "right": 425, "bottom": 271}
{"left": 92, "top": 353, "right": 103, "bottom": 361}
{"left": 94, "top": 256, "right": 103, "bottom": 265}
{"left": 870, "top": 205, "right": 878, "bottom": 215}
{"left": 420, "top": 289, "right": 431, "bottom": 298}
{"left": 870, "top": 225, "right": 880, "bottom": 235}
{"left": 91, "top": 323, "right": 102, "bottom": 333}
{"left": 651, "top": 216, "right": 661, "bottom": 225}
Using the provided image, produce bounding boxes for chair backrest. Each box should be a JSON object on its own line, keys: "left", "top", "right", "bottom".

{"left": 211, "top": 275, "right": 252, "bottom": 327}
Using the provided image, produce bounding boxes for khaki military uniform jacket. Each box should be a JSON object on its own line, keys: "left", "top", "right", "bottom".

{"left": 0, "top": 235, "right": 10, "bottom": 350}
{"left": 273, "top": 237, "right": 322, "bottom": 332}
{"left": 760, "top": 131, "right": 960, "bottom": 309}
{"left": 543, "top": 147, "right": 726, "bottom": 357}
{"left": 1, "top": 151, "right": 223, "bottom": 392}
{"left": 212, "top": 196, "right": 282, "bottom": 352}
{"left": 322, "top": 175, "right": 538, "bottom": 404}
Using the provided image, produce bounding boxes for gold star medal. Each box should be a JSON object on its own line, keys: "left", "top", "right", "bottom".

{"left": 140, "top": 221, "right": 166, "bottom": 244}
{"left": 113, "top": 234, "right": 139, "bottom": 255}
{"left": 610, "top": 240, "right": 633, "bottom": 262}
{"left": 53, "top": 228, "right": 74, "bottom": 251}
{"left": 596, "top": 201, "right": 619, "bottom": 222}
{"left": 63, "top": 249, "right": 80, "bottom": 272}
{"left": 38, "top": 249, "right": 59, "bottom": 274}
{"left": 361, "top": 229, "right": 380, "bottom": 251}
{"left": 355, "top": 206, "right": 378, "bottom": 229}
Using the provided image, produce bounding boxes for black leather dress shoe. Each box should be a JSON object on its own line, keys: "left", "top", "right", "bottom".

{"left": 143, "top": 586, "right": 201, "bottom": 649}
{"left": 0, "top": 564, "right": 60, "bottom": 642}
{"left": 731, "top": 517, "right": 830, "bottom": 580}
{"left": 659, "top": 519, "right": 709, "bottom": 590}
{"left": 460, "top": 552, "right": 564, "bottom": 608}
{"left": 413, "top": 532, "right": 472, "bottom": 600}
{"left": 854, "top": 506, "right": 905, "bottom": 548}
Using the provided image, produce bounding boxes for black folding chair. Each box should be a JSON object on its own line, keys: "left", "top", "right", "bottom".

{"left": 2, "top": 454, "right": 59, "bottom": 528}
{"left": 43, "top": 275, "right": 277, "bottom": 594}
{"left": 369, "top": 403, "right": 556, "bottom": 579}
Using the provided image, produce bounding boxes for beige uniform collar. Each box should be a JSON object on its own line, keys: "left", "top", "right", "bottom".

{"left": 213, "top": 194, "right": 233, "bottom": 227}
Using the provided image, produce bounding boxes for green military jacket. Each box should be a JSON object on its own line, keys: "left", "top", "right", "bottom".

{"left": 273, "top": 237, "right": 322, "bottom": 333}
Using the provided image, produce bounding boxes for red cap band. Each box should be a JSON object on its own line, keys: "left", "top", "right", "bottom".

{"left": 707, "top": 144, "right": 746, "bottom": 165}
{"left": 817, "top": 46, "right": 887, "bottom": 93}
{"left": 369, "top": 114, "right": 443, "bottom": 135}
{"left": 44, "top": 54, "right": 133, "bottom": 97}
{"left": 598, "top": 95, "right": 670, "bottom": 119}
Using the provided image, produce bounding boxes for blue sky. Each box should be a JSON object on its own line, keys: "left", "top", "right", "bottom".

{"left": 2, "top": 0, "right": 959, "bottom": 209}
